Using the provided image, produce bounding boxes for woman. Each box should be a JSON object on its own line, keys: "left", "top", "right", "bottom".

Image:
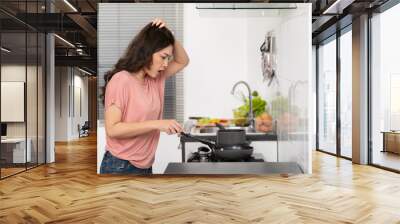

{"left": 100, "top": 18, "right": 189, "bottom": 174}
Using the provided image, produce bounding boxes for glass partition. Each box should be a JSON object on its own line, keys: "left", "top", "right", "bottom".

{"left": 27, "top": 30, "right": 38, "bottom": 169}
{"left": 38, "top": 32, "right": 46, "bottom": 165}
{"left": 1, "top": 31, "right": 28, "bottom": 177}
{"left": 0, "top": 1, "right": 46, "bottom": 179}
{"left": 371, "top": 3, "right": 400, "bottom": 171}
{"left": 317, "top": 37, "right": 337, "bottom": 155}
{"left": 339, "top": 29, "right": 352, "bottom": 158}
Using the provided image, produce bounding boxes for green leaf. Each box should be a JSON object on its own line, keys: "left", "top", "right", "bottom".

{"left": 233, "top": 94, "right": 267, "bottom": 118}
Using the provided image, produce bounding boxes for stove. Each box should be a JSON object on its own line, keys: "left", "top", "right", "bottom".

{"left": 187, "top": 151, "right": 265, "bottom": 163}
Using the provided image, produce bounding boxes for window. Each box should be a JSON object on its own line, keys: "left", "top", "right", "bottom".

{"left": 390, "top": 74, "right": 400, "bottom": 130}
{"left": 340, "top": 29, "right": 352, "bottom": 158}
{"left": 317, "top": 37, "right": 337, "bottom": 155}
{"left": 371, "top": 2, "right": 400, "bottom": 171}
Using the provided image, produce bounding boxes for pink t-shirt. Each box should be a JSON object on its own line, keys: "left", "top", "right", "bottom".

{"left": 104, "top": 70, "right": 166, "bottom": 168}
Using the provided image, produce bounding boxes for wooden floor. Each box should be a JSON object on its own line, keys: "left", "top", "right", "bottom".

{"left": 1, "top": 167, "right": 26, "bottom": 178}
{"left": 1, "top": 135, "right": 400, "bottom": 223}
{"left": 373, "top": 151, "right": 400, "bottom": 171}
{"left": 1, "top": 163, "right": 46, "bottom": 178}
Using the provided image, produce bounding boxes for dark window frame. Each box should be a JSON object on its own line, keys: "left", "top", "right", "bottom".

{"left": 315, "top": 24, "right": 352, "bottom": 161}
{"left": 0, "top": 0, "right": 47, "bottom": 180}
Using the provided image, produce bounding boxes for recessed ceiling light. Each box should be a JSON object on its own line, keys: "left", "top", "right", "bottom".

{"left": 63, "top": 0, "right": 78, "bottom": 12}
{"left": 1, "top": 47, "right": 11, "bottom": 53}
{"left": 78, "top": 67, "right": 92, "bottom": 76}
{"left": 54, "top": 34, "right": 75, "bottom": 48}
{"left": 322, "top": 0, "right": 354, "bottom": 15}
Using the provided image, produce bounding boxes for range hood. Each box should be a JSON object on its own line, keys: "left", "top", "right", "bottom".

{"left": 196, "top": 3, "right": 298, "bottom": 10}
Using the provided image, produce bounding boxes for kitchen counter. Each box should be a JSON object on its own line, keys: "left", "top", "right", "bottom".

{"left": 180, "top": 132, "right": 277, "bottom": 142}
{"left": 164, "top": 162, "right": 302, "bottom": 174}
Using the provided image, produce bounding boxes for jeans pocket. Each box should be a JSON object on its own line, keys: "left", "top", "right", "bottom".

{"left": 115, "top": 160, "right": 128, "bottom": 171}
{"left": 100, "top": 152, "right": 109, "bottom": 174}
{"left": 110, "top": 157, "right": 125, "bottom": 171}
{"left": 100, "top": 151, "right": 151, "bottom": 175}
{"left": 147, "top": 167, "right": 153, "bottom": 174}
{"left": 100, "top": 151, "right": 126, "bottom": 174}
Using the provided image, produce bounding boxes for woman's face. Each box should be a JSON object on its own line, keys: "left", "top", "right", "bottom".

{"left": 145, "top": 45, "right": 173, "bottom": 78}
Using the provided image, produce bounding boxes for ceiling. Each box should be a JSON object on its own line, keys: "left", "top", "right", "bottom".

{"left": 0, "top": 0, "right": 394, "bottom": 74}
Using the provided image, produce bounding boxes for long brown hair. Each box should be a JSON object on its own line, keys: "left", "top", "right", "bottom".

{"left": 100, "top": 23, "right": 175, "bottom": 104}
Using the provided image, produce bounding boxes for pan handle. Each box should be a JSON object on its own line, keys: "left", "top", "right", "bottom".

{"left": 215, "top": 122, "right": 226, "bottom": 130}
{"left": 180, "top": 132, "right": 216, "bottom": 149}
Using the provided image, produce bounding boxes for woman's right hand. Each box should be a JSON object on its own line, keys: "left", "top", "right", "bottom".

{"left": 151, "top": 18, "right": 167, "bottom": 29}
{"left": 157, "top": 120, "right": 183, "bottom": 135}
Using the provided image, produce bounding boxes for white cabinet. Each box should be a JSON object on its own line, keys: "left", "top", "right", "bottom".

{"left": 153, "top": 133, "right": 181, "bottom": 174}
{"left": 97, "top": 123, "right": 106, "bottom": 174}
{"left": 251, "top": 141, "right": 278, "bottom": 162}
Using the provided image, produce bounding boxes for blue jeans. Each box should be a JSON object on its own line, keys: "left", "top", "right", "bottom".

{"left": 100, "top": 151, "right": 152, "bottom": 175}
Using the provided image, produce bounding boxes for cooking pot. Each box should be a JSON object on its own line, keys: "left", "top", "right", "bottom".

{"left": 216, "top": 129, "right": 246, "bottom": 145}
{"left": 180, "top": 132, "right": 253, "bottom": 161}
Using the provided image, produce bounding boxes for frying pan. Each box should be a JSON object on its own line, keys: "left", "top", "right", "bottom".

{"left": 180, "top": 132, "right": 253, "bottom": 161}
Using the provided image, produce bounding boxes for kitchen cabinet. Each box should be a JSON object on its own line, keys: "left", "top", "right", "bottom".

{"left": 153, "top": 133, "right": 181, "bottom": 173}
{"left": 382, "top": 131, "right": 400, "bottom": 154}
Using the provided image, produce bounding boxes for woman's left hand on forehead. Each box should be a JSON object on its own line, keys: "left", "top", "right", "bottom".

{"left": 152, "top": 18, "right": 166, "bottom": 28}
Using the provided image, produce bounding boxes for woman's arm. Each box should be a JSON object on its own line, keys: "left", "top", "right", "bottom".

{"left": 163, "top": 40, "right": 190, "bottom": 78}
{"left": 152, "top": 18, "right": 189, "bottom": 78}
{"left": 105, "top": 105, "right": 183, "bottom": 139}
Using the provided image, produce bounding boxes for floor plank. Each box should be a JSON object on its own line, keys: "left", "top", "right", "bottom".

{"left": 373, "top": 151, "right": 400, "bottom": 171}
{"left": 1, "top": 134, "right": 400, "bottom": 223}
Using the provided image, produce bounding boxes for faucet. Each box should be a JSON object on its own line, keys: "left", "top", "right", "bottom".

{"left": 231, "top": 81, "right": 255, "bottom": 131}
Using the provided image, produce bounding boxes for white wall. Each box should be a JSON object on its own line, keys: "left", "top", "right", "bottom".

{"left": 1, "top": 65, "right": 26, "bottom": 81}
{"left": 1, "top": 64, "right": 26, "bottom": 120}
{"left": 1, "top": 64, "right": 46, "bottom": 164}
{"left": 46, "top": 33, "right": 55, "bottom": 163}
{"left": 55, "top": 67, "right": 68, "bottom": 141}
{"left": 183, "top": 5, "right": 247, "bottom": 119}
{"left": 72, "top": 73, "right": 89, "bottom": 138}
{"left": 97, "top": 121, "right": 105, "bottom": 174}
{"left": 55, "top": 67, "right": 89, "bottom": 141}
{"left": 1, "top": 65, "right": 40, "bottom": 138}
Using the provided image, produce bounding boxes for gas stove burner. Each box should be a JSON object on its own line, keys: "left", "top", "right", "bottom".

{"left": 187, "top": 148, "right": 264, "bottom": 163}
{"left": 187, "top": 146, "right": 213, "bottom": 162}
{"left": 198, "top": 146, "right": 212, "bottom": 162}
